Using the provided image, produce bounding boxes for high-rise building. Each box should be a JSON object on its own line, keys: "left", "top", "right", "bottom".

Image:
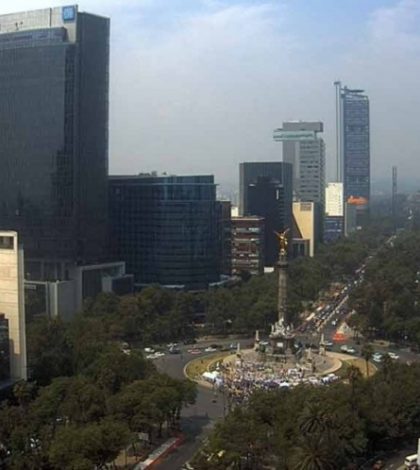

{"left": 274, "top": 121, "right": 325, "bottom": 207}
{"left": 0, "top": 232, "right": 27, "bottom": 381}
{"left": 231, "top": 216, "right": 265, "bottom": 276}
{"left": 109, "top": 174, "right": 220, "bottom": 290}
{"left": 239, "top": 162, "right": 293, "bottom": 266}
{"left": 0, "top": 6, "right": 110, "bottom": 280}
{"left": 325, "top": 182, "right": 344, "bottom": 217}
{"left": 335, "top": 83, "right": 370, "bottom": 205}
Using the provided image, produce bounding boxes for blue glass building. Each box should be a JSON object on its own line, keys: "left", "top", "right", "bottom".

{"left": 109, "top": 175, "right": 220, "bottom": 290}
{"left": 341, "top": 87, "right": 370, "bottom": 202}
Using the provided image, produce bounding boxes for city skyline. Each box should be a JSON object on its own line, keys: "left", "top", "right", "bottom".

{"left": 1, "top": 0, "right": 419, "bottom": 194}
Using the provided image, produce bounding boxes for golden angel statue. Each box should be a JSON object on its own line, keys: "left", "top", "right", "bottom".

{"left": 274, "top": 228, "right": 289, "bottom": 257}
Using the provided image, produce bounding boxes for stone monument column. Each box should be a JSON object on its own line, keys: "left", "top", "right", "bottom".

{"left": 269, "top": 229, "right": 295, "bottom": 356}
{"left": 277, "top": 252, "right": 288, "bottom": 326}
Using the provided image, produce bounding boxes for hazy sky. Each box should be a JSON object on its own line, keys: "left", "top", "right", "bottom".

{"left": 3, "top": 0, "right": 420, "bottom": 192}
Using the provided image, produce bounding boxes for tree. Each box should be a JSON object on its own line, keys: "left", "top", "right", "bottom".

{"left": 292, "top": 434, "right": 337, "bottom": 470}
{"left": 26, "top": 318, "right": 73, "bottom": 385}
{"left": 361, "top": 343, "right": 374, "bottom": 377}
{"left": 48, "top": 420, "right": 130, "bottom": 469}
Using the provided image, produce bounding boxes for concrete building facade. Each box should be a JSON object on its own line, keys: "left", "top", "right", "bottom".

{"left": 0, "top": 232, "right": 27, "bottom": 381}
{"left": 325, "top": 182, "right": 344, "bottom": 217}
{"left": 293, "top": 202, "right": 317, "bottom": 257}
{"left": 275, "top": 122, "right": 325, "bottom": 207}
{"left": 231, "top": 217, "right": 265, "bottom": 276}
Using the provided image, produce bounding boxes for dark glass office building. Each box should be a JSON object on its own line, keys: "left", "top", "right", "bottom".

{"left": 0, "top": 6, "right": 109, "bottom": 280}
{"left": 109, "top": 175, "right": 220, "bottom": 290}
{"left": 239, "top": 162, "right": 293, "bottom": 266}
{"left": 341, "top": 87, "right": 370, "bottom": 202}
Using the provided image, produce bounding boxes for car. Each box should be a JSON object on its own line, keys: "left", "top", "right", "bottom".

{"left": 188, "top": 349, "right": 202, "bottom": 355}
{"left": 372, "top": 353, "right": 383, "bottom": 363}
{"left": 340, "top": 345, "right": 356, "bottom": 354}
{"left": 324, "top": 341, "right": 334, "bottom": 351}
{"left": 404, "top": 453, "right": 418, "bottom": 469}
{"left": 169, "top": 347, "right": 181, "bottom": 354}
{"left": 388, "top": 352, "right": 400, "bottom": 360}
{"left": 204, "top": 347, "right": 217, "bottom": 353}
{"left": 144, "top": 347, "right": 154, "bottom": 353}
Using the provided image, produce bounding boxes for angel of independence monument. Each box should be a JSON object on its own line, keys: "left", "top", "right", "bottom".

{"left": 266, "top": 229, "right": 296, "bottom": 359}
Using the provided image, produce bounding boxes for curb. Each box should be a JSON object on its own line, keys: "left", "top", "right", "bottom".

{"left": 134, "top": 435, "right": 185, "bottom": 469}
{"left": 184, "top": 352, "right": 233, "bottom": 388}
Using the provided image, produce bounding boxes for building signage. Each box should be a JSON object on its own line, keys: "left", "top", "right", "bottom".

{"left": 62, "top": 6, "right": 76, "bottom": 22}
{"left": 273, "top": 130, "right": 316, "bottom": 141}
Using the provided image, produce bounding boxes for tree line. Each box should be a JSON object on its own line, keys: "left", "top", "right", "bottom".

{"left": 348, "top": 228, "right": 420, "bottom": 348}
{"left": 0, "top": 314, "right": 196, "bottom": 469}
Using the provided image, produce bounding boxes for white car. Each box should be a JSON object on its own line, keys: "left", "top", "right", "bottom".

{"left": 204, "top": 347, "right": 217, "bottom": 353}
{"left": 388, "top": 352, "right": 399, "bottom": 360}
{"left": 144, "top": 347, "right": 154, "bottom": 353}
{"left": 340, "top": 345, "right": 356, "bottom": 354}
{"left": 372, "top": 353, "right": 383, "bottom": 363}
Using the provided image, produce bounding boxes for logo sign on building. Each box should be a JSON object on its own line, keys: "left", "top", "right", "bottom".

{"left": 273, "top": 130, "right": 316, "bottom": 142}
{"left": 62, "top": 6, "right": 76, "bottom": 22}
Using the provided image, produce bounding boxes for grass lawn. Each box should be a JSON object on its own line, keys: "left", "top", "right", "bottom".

{"left": 185, "top": 352, "right": 231, "bottom": 381}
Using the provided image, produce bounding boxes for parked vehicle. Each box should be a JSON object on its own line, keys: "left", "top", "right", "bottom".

{"left": 404, "top": 454, "right": 418, "bottom": 469}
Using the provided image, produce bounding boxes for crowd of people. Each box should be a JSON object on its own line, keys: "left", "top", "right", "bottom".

{"left": 203, "top": 357, "right": 339, "bottom": 404}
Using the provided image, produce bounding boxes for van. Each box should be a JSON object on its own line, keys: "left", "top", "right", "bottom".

{"left": 404, "top": 454, "right": 418, "bottom": 469}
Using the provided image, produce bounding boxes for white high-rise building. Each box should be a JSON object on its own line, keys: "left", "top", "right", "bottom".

{"left": 274, "top": 121, "right": 325, "bottom": 207}
{"left": 0, "top": 232, "right": 27, "bottom": 381}
{"left": 325, "top": 182, "right": 344, "bottom": 217}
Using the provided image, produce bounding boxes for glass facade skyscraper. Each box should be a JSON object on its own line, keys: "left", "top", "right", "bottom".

{"left": 109, "top": 175, "right": 220, "bottom": 290}
{"left": 340, "top": 86, "right": 370, "bottom": 202}
{"left": 0, "top": 6, "right": 109, "bottom": 280}
{"left": 239, "top": 162, "right": 293, "bottom": 266}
